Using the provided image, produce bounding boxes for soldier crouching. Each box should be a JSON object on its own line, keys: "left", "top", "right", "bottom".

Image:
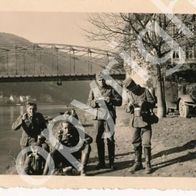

{"left": 44, "top": 121, "right": 93, "bottom": 176}
{"left": 23, "top": 135, "right": 49, "bottom": 175}
{"left": 12, "top": 102, "right": 47, "bottom": 167}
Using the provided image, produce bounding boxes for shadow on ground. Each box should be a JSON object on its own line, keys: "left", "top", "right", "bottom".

{"left": 152, "top": 140, "right": 196, "bottom": 159}
{"left": 152, "top": 140, "right": 196, "bottom": 171}
{"left": 87, "top": 160, "right": 134, "bottom": 176}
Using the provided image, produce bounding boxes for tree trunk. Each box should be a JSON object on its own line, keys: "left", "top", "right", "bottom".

{"left": 156, "top": 64, "right": 166, "bottom": 118}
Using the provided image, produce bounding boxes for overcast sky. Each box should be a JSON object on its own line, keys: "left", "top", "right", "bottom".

{"left": 0, "top": 12, "right": 105, "bottom": 48}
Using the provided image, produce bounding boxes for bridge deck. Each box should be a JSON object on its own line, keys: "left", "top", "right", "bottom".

{"left": 0, "top": 73, "right": 126, "bottom": 82}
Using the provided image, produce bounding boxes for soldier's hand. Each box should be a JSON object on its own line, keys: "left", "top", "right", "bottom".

{"left": 134, "top": 100, "right": 142, "bottom": 107}
{"left": 91, "top": 100, "right": 97, "bottom": 108}
{"left": 104, "top": 97, "right": 110, "bottom": 103}
{"left": 22, "top": 113, "right": 27, "bottom": 120}
{"left": 126, "top": 102, "right": 134, "bottom": 113}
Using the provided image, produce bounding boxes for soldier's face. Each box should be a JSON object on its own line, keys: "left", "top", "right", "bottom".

{"left": 26, "top": 105, "right": 36, "bottom": 117}
{"left": 97, "top": 79, "right": 106, "bottom": 87}
{"left": 61, "top": 122, "right": 70, "bottom": 134}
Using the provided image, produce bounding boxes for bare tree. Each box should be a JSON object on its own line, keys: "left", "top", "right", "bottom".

{"left": 85, "top": 13, "right": 195, "bottom": 118}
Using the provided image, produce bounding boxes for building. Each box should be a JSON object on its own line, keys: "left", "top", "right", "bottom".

{"left": 171, "top": 14, "right": 196, "bottom": 65}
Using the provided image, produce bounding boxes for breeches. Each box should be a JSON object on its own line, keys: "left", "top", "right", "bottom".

{"left": 131, "top": 125, "right": 152, "bottom": 149}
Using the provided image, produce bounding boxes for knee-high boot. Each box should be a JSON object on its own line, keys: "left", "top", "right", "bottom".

{"left": 96, "top": 139, "right": 105, "bottom": 169}
{"left": 80, "top": 145, "right": 91, "bottom": 176}
{"left": 144, "top": 147, "right": 152, "bottom": 174}
{"left": 130, "top": 146, "right": 143, "bottom": 172}
{"left": 107, "top": 138, "right": 115, "bottom": 169}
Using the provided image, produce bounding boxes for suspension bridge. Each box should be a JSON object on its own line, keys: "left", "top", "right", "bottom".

{"left": 0, "top": 43, "right": 125, "bottom": 82}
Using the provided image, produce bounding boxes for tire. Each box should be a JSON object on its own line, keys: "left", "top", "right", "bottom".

{"left": 179, "top": 99, "right": 189, "bottom": 118}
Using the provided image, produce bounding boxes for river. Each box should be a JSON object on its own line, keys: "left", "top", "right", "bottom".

{"left": 0, "top": 104, "right": 69, "bottom": 173}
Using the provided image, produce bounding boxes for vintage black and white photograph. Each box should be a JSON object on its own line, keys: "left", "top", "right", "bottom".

{"left": 0, "top": 10, "right": 196, "bottom": 183}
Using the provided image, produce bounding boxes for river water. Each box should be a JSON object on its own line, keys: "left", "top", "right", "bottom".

{"left": 0, "top": 104, "right": 69, "bottom": 173}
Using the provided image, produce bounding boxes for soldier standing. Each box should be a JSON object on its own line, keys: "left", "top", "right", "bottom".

{"left": 123, "top": 78, "right": 156, "bottom": 174}
{"left": 88, "top": 73, "right": 122, "bottom": 170}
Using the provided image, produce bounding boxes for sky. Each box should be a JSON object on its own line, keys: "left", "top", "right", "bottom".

{"left": 0, "top": 12, "right": 105, "bottom": 48}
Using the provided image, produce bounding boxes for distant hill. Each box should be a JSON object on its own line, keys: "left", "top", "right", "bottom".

{"left": 0, "top": 33, "right": 94, "bottom": 104}
{"left": 0, "top": 32, "right": 31, "bottom": 47}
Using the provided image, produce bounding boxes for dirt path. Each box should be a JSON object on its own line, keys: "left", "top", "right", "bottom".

{"left": 86, "top": 109, "right": 196, "bottom": 177}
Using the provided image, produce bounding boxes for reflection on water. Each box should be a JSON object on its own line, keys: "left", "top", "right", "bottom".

{"left": 0, "top": 104, "right": 68, "bottom": 173}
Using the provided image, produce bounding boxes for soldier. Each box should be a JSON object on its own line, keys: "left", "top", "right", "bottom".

{"left": 45, "top": 121, "right": 93, "bottom": 176}
{"left": 12, "top": 102, "right": 47, "bottom": 164}
{"left": 123, "top": 78, "right": 156, "bottom": 174}
{"left": 88, "top": 72, "right": 122, "bottom": 170}
{"left": 23, "top": 135, "right": 50, "bottom": 175}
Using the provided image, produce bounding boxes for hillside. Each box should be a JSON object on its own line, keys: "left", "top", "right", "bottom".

{"left": 0, "top": 32, "right": 31, "bottom": 47}
{"left": 0, "top": 33, "right": 97, "bottom": 104}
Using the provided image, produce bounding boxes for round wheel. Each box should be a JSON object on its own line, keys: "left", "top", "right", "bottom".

{"left": 179, "top": 100, "right": 189, "bottom": 118}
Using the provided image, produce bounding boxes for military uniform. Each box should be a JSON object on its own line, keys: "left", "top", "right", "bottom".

{"left": 12, "top": 112, "right": 47, "bottom": 148}
{"left": 49, "top": 125, "right": 93, "bottom": 176}
{"left": 23, "top": 136, "right": 50, "bottom": 175}
{"left": 88, "top": 74, "right": 122, "bottom": 169}
{"left": 123, "top": 78, "right": 156, "bottom": 174}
